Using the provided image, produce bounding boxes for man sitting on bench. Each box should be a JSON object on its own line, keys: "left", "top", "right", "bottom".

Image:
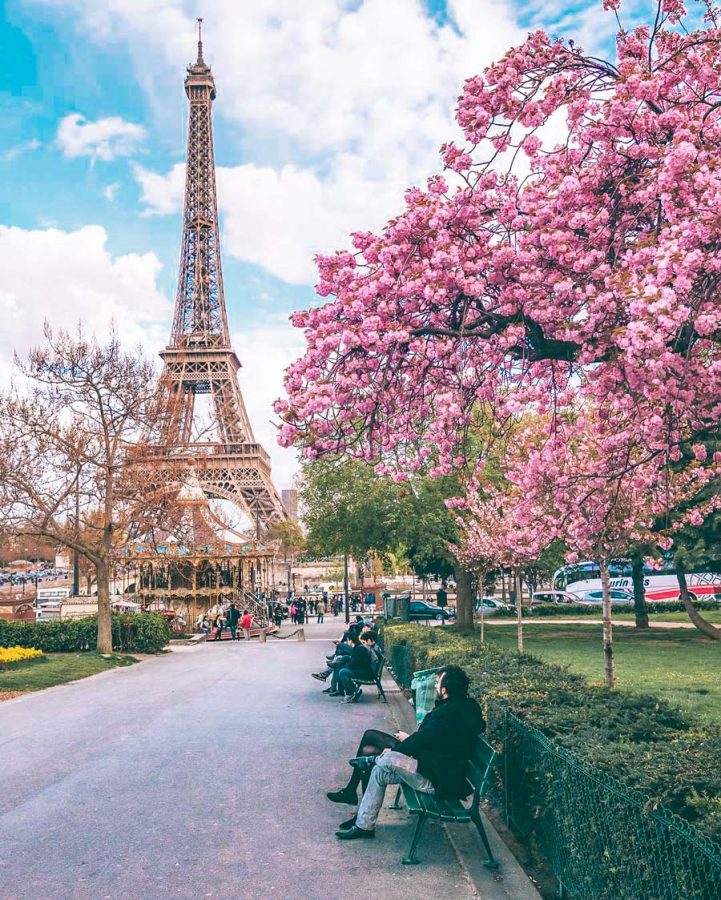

{"left": 338, "top": 632, "right": 377, "bottom": 703}
{"left": 311, "top": 622, "right": 369, "bottom": 687}
{"left": 328, "top": 665, "right": 485, "bottom": 839}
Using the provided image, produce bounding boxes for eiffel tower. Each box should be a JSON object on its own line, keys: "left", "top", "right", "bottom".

{"left": 151, "top": 21, "right": 286, "bottom": 532}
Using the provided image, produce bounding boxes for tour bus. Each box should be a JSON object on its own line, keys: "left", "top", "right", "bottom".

{"left": 552, "top": 560, "right": 721, "bottom": 603}
{"left": 35, "top": 587, "right": 71, "bottom": 621}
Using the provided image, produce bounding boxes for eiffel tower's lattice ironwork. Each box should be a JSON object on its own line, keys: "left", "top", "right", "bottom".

{"left": 149, "top": 21, "right": 286, "bottom": 531}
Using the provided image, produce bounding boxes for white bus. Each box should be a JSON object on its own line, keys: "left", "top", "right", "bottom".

{"left": 552, "top": 561, "right": 721, "bottom": 603}
{"left": 35, "top": 587, "right": 71, "bottom": 621}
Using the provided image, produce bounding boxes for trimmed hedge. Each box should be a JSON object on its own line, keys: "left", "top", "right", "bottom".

{"left": 0, "top": 613, "right": 170, "bottom": 654}
{"left": 383, "top": 625, "right": 721, "bottom": 845}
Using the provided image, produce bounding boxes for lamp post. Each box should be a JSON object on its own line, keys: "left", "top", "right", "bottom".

{"left": 343, "top": 552, "right": 350, "bottom": 624}
{"left": 72, "top": 461, "right": 80, "bottom": 597}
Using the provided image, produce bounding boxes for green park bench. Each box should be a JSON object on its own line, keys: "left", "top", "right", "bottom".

{"left": 390, "top": 736, "right": 500, "bottom": 867}
{"left": 351, "top": 652, "right": 387, "bottom": 702}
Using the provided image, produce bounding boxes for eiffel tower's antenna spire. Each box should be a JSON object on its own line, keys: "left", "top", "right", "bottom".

{"left": 196, "top": 17, "right": 204, "bottom": 65}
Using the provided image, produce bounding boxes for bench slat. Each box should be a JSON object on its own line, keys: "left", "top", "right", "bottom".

{"left": 400, "top": 784, "right": 471, "bottom": 822}
{"left": 468, "top": 739, "right": 497, "bottom": 793}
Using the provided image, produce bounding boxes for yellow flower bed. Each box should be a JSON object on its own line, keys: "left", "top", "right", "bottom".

{"left": 0, "top": 646, "right": 45, "bottom": 670}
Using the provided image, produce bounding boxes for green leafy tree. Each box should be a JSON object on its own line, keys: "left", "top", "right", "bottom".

{"left": 298, "top": 459, "right": 403, "bottom": 562}
{"left": 266, "top": 519, "right": 306, "bottom": 593}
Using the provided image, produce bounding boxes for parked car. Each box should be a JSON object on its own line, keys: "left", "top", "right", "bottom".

{"left": 572, "top": 589, "right": 634, "bottom": 605}
{"left": 409, "top": 600, "right": 454, "bottom": 621}
{"left": 531, "top": 590, "right": 579, "bottom": 605}
{"left": 476, "top": 596, "right": 511, "bottom": 613}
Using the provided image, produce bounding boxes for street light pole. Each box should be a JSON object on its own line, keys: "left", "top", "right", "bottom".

{"left": 343, "top": 552, "right": 350, "bottom": 624}
{"left": 72, "top": 461, "right": 80, "bottom": 597}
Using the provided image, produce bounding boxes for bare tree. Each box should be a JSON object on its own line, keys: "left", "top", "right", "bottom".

{"left": 0, "top": 325, "right": 160, "bottom": 653}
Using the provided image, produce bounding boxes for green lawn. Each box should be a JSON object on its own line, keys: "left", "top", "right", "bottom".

{"left": 0, "top": 652, "right": 137, "bottom": 695}
{"left": 484, "top": 623, "right": 721, "bottom": 724}
{"left": 533, "top": 606, "right": 721, "bottom": 625}
{"left": 614, "top": 609, "right": 721, "bottom": 623}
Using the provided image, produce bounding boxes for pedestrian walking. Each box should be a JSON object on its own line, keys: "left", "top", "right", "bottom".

{"left": 316, "top": 599, "right": 326, "bottom": 624}
{"left": 225, "top": 602, "right": 240, "bottom": 640}
{"left": 213, "top": 611, "right": 224, "bottom": 641}
{"left": 240, "top": 608, "right": 253, "bottom": 640}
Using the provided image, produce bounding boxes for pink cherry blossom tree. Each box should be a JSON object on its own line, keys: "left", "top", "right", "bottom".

{"left": 279, "top": 0, "right": 721, "bottom": 486}
{"left": 278, "top": 1, "right": 721, "bottom": 636}
{"left": 457, "top": 481, "right": 554, "bottom": 651}
{"left": 460, "top": 410, "right": 721, "bottom": 683}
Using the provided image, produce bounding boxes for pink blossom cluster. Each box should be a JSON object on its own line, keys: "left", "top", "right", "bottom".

{"left": 277, "top": 2, "right": 721, "bottom": 538}
{"left": 458, "top": 409, "right": 721, "bottom": 571}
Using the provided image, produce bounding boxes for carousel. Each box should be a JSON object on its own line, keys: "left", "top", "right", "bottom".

{"left": 117, "top": 473, "right": 279, "bottom": 634}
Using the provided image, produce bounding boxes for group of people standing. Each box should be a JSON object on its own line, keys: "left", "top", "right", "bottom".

{"left": 289, "top": 595, "right": 328, "bottom": 624}
{"left": 201, "top": 603, "right": 254, "bottom": 641}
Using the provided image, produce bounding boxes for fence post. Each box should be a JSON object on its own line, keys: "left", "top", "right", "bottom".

{"left": 504, "top": 707, "right": 510, "bottom": 827}
{"left": 297, "top": 628, "right": 305, "bottom": 642}
{"left": 259, "top": 628, "right": 267, "bottom": 643}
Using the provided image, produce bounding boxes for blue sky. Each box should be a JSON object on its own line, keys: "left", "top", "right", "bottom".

{"left": 0, "top": 0, "right": 625, "bottom": 486}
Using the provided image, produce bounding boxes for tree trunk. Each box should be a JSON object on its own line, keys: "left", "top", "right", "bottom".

{"left": 96, "top": 558, "right": 112, "bottom": 654}
{"left": 514, "top": 568, "right": 523, "bottom": 654}
{"left": 599, "top": 559, "right": 615, "bottom": 687}
{"left": 631, "top": 551, "right": 649, "bottom": 629}
{"left": 454, "top": 565, "right": 475, "bottom": 631}
{"left": 676, "top": 560, "right": 721, "bottom": 640}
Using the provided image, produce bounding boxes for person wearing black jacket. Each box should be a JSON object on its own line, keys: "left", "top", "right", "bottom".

{"left": 225, "top": 603, "right": 240, "bottom": 640}
{"left": 337, "top": 634, "right": 375, "bottom": 702}
{"left": 335, "top": 665, "right": 485, "bottom": 840}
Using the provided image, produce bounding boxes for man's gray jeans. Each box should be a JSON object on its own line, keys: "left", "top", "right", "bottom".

{"left": 356, "top": 750, "right": 434, "bottom": 831}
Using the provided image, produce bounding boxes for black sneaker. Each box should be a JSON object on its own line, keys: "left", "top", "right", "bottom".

{"left": 338, "top": 815, "right": 357, "bottom": 831}
{"left": 349, "top": 755, "right": 377, "bottom": 771}
{"left": 312, "top": 672, "right": 327, "bottom": 681}
{"left": 326, "top": 788, "right": 357, "bottom": 805}
{"left": 336, "top": 825, "right": 375, "bottom": 840}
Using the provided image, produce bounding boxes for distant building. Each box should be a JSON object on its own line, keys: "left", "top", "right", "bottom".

{"left": 281, "top": 489, "right": 298, "bottom": 521}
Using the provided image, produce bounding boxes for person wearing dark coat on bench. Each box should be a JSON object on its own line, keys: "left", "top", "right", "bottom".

{"left": 338, "top": 632, "right": 376, "bottom": 703}
{"left": 328, "top": 665, "right": 485, "bottom": 839}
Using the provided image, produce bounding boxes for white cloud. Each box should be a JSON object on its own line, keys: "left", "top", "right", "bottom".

{"left": 0, "top": 224, "right": 169, "bottom": 374}
{"left": 0, "top": 222, "right": 299, "bottom": 487}
{"left": 134, "top": 162, "right": 185, "bottom": 216}
{"left": 136, "top": 160, "right": 415, "bottom": 283}
{"left": 232, "top": 318, "right": 305, "bottom": 490}
{"left": 3, "top": 138, "right": 41, "bottom": 161}
{"left": 36, "top": 0, "right": 523, "bottom": 284}
{"left": 56, "top": 113, "right": 146, "bottom": 162}
{"left": 103, "top": 182, "right": 120, "bottom": 201}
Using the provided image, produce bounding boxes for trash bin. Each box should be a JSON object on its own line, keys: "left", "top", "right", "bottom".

{"left": 411, "top": 667, "right": 440, "bottom": 725}
{"left": 382, "top": 592, "right": 393, "bottom": 618}
{"left": 395, "top": 595, "right": 410, "bottom": 622}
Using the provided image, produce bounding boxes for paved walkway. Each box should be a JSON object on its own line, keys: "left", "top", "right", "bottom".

{"left": 0, "top": 621, "right": 488, "bottom": 900}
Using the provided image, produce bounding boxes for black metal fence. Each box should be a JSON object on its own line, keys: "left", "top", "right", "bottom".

{"left": 388, "top": 642, "right": 721, "bottom": 899}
